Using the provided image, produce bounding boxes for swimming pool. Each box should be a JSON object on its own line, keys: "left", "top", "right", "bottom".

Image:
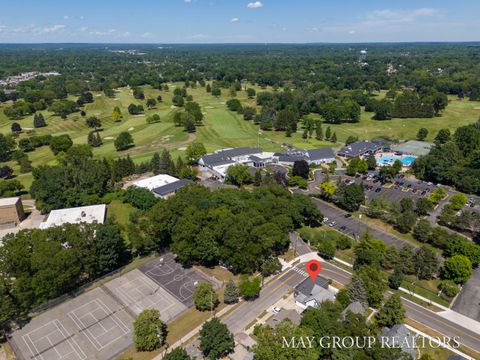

{"left": 377, "top": 155, "right": 417, "bottom": 166}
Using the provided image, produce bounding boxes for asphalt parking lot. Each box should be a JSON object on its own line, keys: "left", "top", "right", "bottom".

{"left": 312, "top": 198, "right": 412, "bottom": 249}
{"left": 11, "top": 254, "right": 212, "bottom": 360}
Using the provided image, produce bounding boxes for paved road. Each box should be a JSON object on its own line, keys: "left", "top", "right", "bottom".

{"left": 221, "top": 258, "right": 480, "bottom": 354}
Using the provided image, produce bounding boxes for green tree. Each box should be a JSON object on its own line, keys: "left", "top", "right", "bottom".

{"left": 346, "top": 276, "right": 368, "bottom": 307}
{"left": 0, "top": 133, "right": 15, "bottom": 161}
{"left": 395, "top": 210, "right": 417, "bottom": 233}
{"left": 49, "top": 134, "right": 73, "bottom": 155}
{"left": 417, "top": 127, "right": 429, "bottom": 141}
{"left": 253, "top": 320, "right": 318, "bottom": 360}
{"left": 193, "top": 283, "right": 219, "bottom": 311}
{"left": 412, "top": 219, "right": 432, "bottom": 243}
{"left": 415, "top": 198, "right": 434, "bottom": 216}
{"left": 435, "top": 128, "right": 451, "bottom": 144}
{"left": 124, "top": 187, "right": 159, "bottom": 210}
{"left": 33, "top": 113, "right": 47, "bottom": 128}
{"left": 442, "top": 255, "right": 472, "bottom": 284}
{"left": 151, "top": 152, "right": 161, "bottom": 175}
{"left": 114, "top": 132, "right": 134, "bottom": 151}
{"left": 199, "top": 318, "right": 234, "bottom": 360}
{"left": 366, "top": 155, "right": 377, "bottom": 170}
{"left": 325, "top": 126, "right": 332, "bottom": 140}
{"left": 239, "top": 275, "right": 261, "bottom": 299}
{"left": 133, "top": 309, "right": 166, "bottom": 352}
{"left": 163, "top": 348, "right": 192, "bottom": 360}
{"left": 224, "top": 280, "right": 240, "bottom": 304}
{"left": 388, "top": 266, "right": 404, "bottom": 290}
{"left": 429, "top": 187, "right": 447, "bottom": 204}
{"left": 357, "top": 266, "right": 386, "bottom": 307}
{"left": 450, "top": 193, "right": 468, "bottom": 210}
{"left": 112, "top": 106, "right": 122, "bottom": 122}
{"left": 186, "top": 142, "right": 207, "bottom": 165}
{"left": 146, "top": 98, "right": 157, "bottom": 109}
{"left": 375, "top": 294, "right": 405, "bottom": 328}
{"left": 86, "top": 116, "right": 101, "bottom": 129}
{"left": 414, "top": 246, "right": 439, "bottom": 280}
{"left": 225, "top": 164, "right": 253, "bottom": 186}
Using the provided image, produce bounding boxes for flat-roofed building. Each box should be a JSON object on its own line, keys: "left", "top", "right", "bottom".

{"left": 39, "top": 204, "right": 106, "bottom": 229}
{"left": 0, "top": 197, "right": 25, "bottom": 229}
{"left": 131, "top": 174, "right": 179, "bottom": 191}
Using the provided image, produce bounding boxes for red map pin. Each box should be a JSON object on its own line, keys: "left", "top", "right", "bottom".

{"left": 306, "top": 260, "right": 322, "bottom": 282}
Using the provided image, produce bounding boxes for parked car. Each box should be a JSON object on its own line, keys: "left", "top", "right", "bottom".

{"left": 323, "top": 217, "right": 329, "bottom": 223}
{"left": 329, "top": 221, "right": 337, "bottom": 227}
{"left": 272, "top": 306, "right": 281, "bottom": 314}
{"left": 375, "top": 188, "right": 382, "bottom": 193}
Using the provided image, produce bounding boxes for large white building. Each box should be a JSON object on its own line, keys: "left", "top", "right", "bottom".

{"left": 130, "top": 174, "right": 193, "bottom": 199}
{"left": 39, "top": 204, "right": 106, "bottom": 229}
{"left": 131, "top": 174, "right": 179, "bottom": 191}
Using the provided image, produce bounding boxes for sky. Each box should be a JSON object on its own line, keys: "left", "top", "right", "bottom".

{"left": 0, "top": 0, "right": 479, "bottom": 43}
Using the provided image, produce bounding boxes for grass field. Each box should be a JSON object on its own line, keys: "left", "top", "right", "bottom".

{"left": 1, "top": 84, "right": 479, "bottom": 191}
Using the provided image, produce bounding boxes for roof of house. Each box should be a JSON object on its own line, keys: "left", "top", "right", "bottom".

{"left": 307, "top": 148, "right": 335, "bottom": 160}
{"left": 266, "top": 309, "right": 301, "bottom": 328}
{"left": 39, "top": 204, "right": 106, "bottom": 229}
{"left": 341, "top": 301, "right": 366, "bottom": 319}
{"left": 200, "top": 147, "right": 262, "bottom": 167}
{"left": 380, "top": 324, "right": 417, "bottom": 358}
{"left": 0, "top": 197, "right": 20, "bottom": 207}
{"left": 338, "top": 141, "right": 382, "bottom": 157}
{"left": 277, "top": 154, "right": 308, "bottom": 163}
{"left": 295, "top": 276, "right": 333, "bottom": 305}
{"left": 152, "top": 179, "right": 193, "bottom": 197}
{"left": 132, "top": 174, "right": 179, "bottom": 191}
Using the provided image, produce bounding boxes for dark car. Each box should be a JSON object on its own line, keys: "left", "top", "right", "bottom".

{"left": 339, "top": 225, "right": 347, "bottom": 231}
{"left": 345, "top": 213, "right": 352, "bottom": 218}
{"left": 375, "top": 188, "right": 382, "bottom": 193}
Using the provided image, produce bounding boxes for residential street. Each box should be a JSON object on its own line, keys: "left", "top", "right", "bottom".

{"left": 220, "top": 257, "right": 480, "bottom": 354}
{"left": 303, "top": 169, "right": 480, "bottom": 321}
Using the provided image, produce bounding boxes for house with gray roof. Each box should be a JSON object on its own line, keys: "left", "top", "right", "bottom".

{"left": 305, "top": 148, "right": 335, "bottom": 164}
{"left": 266, "top": 309, "right": 301, "bottom": 328}
{"left": 152, "top": 179, "right": 193, "bottom": 199}
{"left": 338, "top": 141, "right": 382, "bottom": 158}
{"left": 379, "top": 324, "right": 417, "bottom": 359}
{"left": 341, "top": 301, "right": 366, "bottom": 320}
{"left": 199, "top": 147, "right": 264, "bottom": 179}
{"left": 294, "top": 276, "right": 334, "bottom": 309}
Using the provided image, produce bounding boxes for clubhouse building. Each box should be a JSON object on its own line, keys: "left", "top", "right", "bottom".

{"left": 200, "top": 147, "right": 335, "bottom": 180}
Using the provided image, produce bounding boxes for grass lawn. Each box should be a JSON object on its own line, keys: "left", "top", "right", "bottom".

{"left": 107, "top": 200, "right": 136, "bottom": 227}
{"left": 2, "top": 85, "right": 480, "bottom": 192}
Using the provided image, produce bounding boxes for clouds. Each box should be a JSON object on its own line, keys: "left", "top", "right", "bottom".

{"left": 40, "top": 24, "right": 65, "bottom": 33}
{"left": 231, "top": 17, "right": 240, "bottom": 23}
{"left": 247, "top": 1, "right": 263, "bottom": 9}
{"left": 363, "top": 8, "right": 441, "bottom": 26}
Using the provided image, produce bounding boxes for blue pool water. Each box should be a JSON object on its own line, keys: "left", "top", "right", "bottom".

{"left": 377, "top": 155, "right": 417, "bottom": 166}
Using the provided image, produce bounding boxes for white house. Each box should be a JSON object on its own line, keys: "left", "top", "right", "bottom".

{"left": 131, "top": 174, "right": 179, "bottom": 191}
{"left": 294, "top": 276, "right": 335, "bottom": 309}
{"left": 39, "top": 204, "right": 106, "bottom": 229}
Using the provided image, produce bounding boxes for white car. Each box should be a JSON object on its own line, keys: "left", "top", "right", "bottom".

{"left": 323, "top": 217, "right": 329, "bottom": 223}
{"left": 272, "top": 306, "right": 281, "bottom": 314}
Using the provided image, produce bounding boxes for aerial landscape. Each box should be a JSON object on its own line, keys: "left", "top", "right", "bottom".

{"left": 1, "top": 1, "right": 480, "bottom": 360}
